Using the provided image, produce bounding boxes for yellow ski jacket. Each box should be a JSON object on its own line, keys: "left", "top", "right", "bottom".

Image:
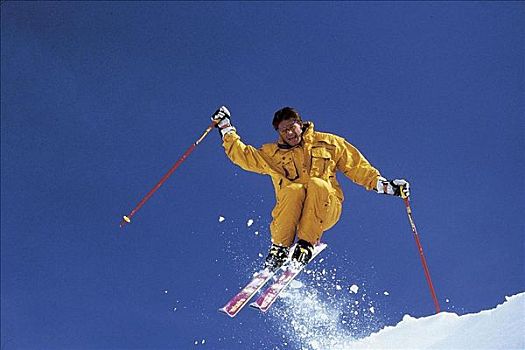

{"left": 222, "top": 122, "right": 380, "bottom": 202}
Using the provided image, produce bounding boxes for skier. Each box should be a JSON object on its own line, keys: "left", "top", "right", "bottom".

{"left": 212, "top": 106, "right": 409, "bottom": 271}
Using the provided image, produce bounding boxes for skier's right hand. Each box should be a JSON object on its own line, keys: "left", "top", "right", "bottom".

{"left": 211, "top": 106, "right": 230, "bottom": 122}
{"left": 211, "top": 106, "right": 235, "bottom": 138}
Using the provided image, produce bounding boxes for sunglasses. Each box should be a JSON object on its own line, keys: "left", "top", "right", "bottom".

{"left": 278, "top": 121, "right": 300, "bottom": 134}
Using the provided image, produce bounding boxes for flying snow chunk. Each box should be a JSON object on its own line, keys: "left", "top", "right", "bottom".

{"left": 384, "top": 291, "right": 390, "bottom": 296}
{"left": 218, "top": 216, "right": 225, "bottom": 223}
{"left": 289, "top": 280, "right": 303, "bottom": 289}
{"left": 336, "top": 285, "right": 342, "bottom": 291}
{"left": 350, "top": 284, "right": 359, "bottom": 293}
{"left": 369, "top": 306, "right": 375, "bottom": 314}
{"left": 247, "top": 219, "right": 254, "bottom": 227}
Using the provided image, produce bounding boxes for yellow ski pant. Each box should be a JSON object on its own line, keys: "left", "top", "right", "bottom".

{"left": 270, "top": 178, "right": 342, "bottom": 247}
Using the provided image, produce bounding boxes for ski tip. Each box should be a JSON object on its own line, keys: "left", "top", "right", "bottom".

{"left": 249, "top": 302, "right": 266, "bottom": 312}
{"left": 218, "top": 307, "right": 236, "bottom": 318}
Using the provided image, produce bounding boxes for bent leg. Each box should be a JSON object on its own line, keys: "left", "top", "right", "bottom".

{"left": 297, "top": 178, "right": 342, "bottom": 244}
{"left": 270, "top": 183, "right": 305, "bottom": 247}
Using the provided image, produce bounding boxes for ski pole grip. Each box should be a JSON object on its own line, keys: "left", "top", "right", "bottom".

{"left": 400, "top": 185, "right": 409, "bottom": 199}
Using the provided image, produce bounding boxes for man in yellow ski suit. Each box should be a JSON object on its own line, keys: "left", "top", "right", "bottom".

{"left": 212, "top": 106, "right": 409, "bottom": 270}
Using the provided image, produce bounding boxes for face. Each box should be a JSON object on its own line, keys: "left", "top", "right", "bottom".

{"left": 277, "top": 119, "right": 302, "bottom": 146}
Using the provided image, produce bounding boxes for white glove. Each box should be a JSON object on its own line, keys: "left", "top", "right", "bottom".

{"left": 211, "top": 106, "right": 235, "bottom": 138}
{"left": 376, "top": 177, "right": 410, "bottom": 197}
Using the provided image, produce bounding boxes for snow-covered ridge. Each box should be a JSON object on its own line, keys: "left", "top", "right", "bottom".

{"left": 271, "top": 289, "right": 524, "bottom": 350}
{"left": 347, "top": 292, "right": 524, "bottom": 349}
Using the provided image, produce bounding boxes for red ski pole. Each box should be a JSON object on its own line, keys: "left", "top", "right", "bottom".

{"left": 120, "top": 120, "right": 218, "bottom": 228}
{"left": 400, "top": 188, "right": 441, "bottom": 314}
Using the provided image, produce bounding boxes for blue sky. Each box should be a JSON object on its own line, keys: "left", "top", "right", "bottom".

{"left": 1, "top": 2, "right": 523, "bottom": 349}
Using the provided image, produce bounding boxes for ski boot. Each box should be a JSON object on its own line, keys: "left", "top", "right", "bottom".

{"left": 291, "top": 239, "right": 314, "bottom": 269}
{"left": 264, "top": 244, "right": 290, "bottom": 272}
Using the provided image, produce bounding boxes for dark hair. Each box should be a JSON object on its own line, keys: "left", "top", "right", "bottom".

{"left": 272, "top": 107, "right": 302, "bottom": 130}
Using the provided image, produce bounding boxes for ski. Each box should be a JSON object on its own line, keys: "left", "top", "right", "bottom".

{"left": 219, "top": 268, "right": 275, "bottom": 317}
{"left": 219, "top": 243, "right": 299, "bottom": 317}
{"left": 250, "top": 242, "right": 327, "bottom": 313}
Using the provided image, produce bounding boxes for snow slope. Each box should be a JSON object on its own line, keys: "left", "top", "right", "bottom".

{"left": 348, "top": 292, "right": 524, "bottom": 349}
{"left": 272, "top": 289, "right": 524, "bottom": 349}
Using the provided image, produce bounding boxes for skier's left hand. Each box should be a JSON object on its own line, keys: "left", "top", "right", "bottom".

{"left": 376, "top": 177, "right": 410, "bottom": 197}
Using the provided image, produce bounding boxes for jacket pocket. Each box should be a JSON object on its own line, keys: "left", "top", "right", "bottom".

{"left": 281, "top": 159, "right": 299, "bottom": 181}
{"left": 310, "top": 147, "right": 332, "bottom": 178}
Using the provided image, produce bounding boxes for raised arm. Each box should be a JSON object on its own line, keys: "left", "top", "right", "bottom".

{"left": 212, "top": 106, "right": 271, "bottom": 175}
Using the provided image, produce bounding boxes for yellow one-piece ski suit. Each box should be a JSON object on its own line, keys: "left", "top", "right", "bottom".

{"left": 222, "top": 122, "right": 381, "bottom": 247}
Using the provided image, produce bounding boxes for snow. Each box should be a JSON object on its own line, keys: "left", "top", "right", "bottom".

{"left": 261, "top": 248, "right": 524, "bottom": 350}
{"left": 218, "top": 216, "right": 225, "bottom": 222}
{"left": 349, "top": 284, "right": 359, "bottom": 293}
{"left": 269, "top": 266, "right": 381, "bottom": 348}
{"left": 194, "top": 339, "right": 206, "bottom": 346}
{"left": 270, "top": 287, "right": 524, "bottom": 350}
{"left": 217, "top": 213, "right": 524, "bottom": 349}
{"left": 347, "top": 293, "right": 525, "bottom": 349}
{"left": 289, "top": 280, "right": 303, "bottom": 289}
